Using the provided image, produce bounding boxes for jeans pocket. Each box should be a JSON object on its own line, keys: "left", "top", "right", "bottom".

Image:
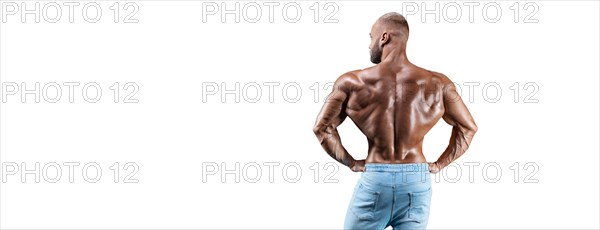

{"left": 350, "top": 182, "right": 380, "bottom": 221}
{"left": 408, "top": 187, "right": 432, "bottom": 223}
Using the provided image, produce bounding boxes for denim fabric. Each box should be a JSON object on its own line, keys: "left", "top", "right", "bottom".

{"left": 344, "top": 163, "right": 432, "bottom": 230}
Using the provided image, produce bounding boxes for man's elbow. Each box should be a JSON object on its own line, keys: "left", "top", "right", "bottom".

{"left": 313, "top": 124, "right": 324, "bottom": 138}
{"left": 459, "top": 121, "right": 478, "bottom": 138}
{"left": 313, "top": 124, "right": 331, "bottom": 141}
{"left": 468, "top": 123, "right": 478, "bottom": 136}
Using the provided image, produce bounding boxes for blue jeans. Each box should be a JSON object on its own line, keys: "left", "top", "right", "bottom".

{"left": 344, "top": 163, "right": 432, "bottom": 230}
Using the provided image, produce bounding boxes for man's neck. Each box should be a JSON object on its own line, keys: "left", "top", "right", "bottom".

{"left": 381, "top": 44, "right": 410, "bottom": 65}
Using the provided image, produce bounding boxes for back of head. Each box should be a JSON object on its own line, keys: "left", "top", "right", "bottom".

{"left": 377, "top": 12, "right": 409, "bottom": 40}
{"left": 369, "top": 12, "right": 411, "bottom": 64}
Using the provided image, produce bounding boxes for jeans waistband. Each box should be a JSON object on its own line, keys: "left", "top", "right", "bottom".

{"left": 365, "top": 163, "right": 429, "bottom": 173}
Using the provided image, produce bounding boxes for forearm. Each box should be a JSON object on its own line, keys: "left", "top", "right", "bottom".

{"left": 314, "top": 127, "right": 356, "bottom": 168}
{"left": 435, "top": 126, "right": 476, "bottom": 169}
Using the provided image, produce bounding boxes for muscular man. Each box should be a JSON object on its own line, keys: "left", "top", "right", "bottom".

{"left": 313, "top": 13, "right": 478, "bottom": 229}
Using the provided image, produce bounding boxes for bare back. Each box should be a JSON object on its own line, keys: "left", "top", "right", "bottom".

{"left": 344, "top": 64, "right": 446, "bottom": 163}
{"left": 313, "top": 12, "right": 476, "bottom": 174}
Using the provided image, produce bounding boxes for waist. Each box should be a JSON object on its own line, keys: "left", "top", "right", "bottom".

{"left": 365, "top": 163, "right": 429, "bottom": 173}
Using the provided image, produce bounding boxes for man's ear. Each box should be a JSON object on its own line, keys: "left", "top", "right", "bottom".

{"left": 380, "top": 31, "right": 390, "bottom": 47}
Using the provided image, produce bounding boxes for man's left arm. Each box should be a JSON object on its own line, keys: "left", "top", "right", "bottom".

{"left": 313, "top": 73, "right": 364, "bottom": 172}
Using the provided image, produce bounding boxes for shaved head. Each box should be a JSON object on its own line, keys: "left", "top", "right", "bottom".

{"left": 376, "top": 12, "right": 409, "bottom": 37}
{"left": 369, "top": 12, "right": 410, "bottom": 64}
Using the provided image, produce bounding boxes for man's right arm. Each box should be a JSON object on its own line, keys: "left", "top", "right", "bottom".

{"left": 430, "top": 74, "right": 478, "bottom": 173}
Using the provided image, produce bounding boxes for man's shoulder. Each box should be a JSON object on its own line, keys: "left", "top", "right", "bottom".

{"left": 340, "top": 69, "right": 363, "bottom": 79}
{"left": 334, "top": 69, "right": 364, "bottom": 89}
{"left": 338, "top": 66, "right": 381, "bottom": 82}
{"left": 425, "top": 69, "right": 452, "bottom": 84}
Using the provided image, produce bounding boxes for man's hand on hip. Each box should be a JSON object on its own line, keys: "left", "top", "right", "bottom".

{"left": 428, "top": 162, "right": 441, "bottom": 174}
{"left": 351, "top": 160, "right": 366, "bottom": 172}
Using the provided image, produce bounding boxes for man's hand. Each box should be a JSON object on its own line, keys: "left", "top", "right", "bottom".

{"left": 351, "top": 159, "right": 366, "bottom": 172}
{"left": 428, "top": 162, "right": 441, "bottom": 174}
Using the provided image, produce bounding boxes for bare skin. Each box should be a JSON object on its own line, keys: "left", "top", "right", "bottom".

{"left": 313, "top": 13, "right": 478, "bottom": 173}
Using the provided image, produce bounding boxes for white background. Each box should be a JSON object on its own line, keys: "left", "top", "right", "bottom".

{"left": 0, "top": 1, "right": 598, "bottom": 229}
